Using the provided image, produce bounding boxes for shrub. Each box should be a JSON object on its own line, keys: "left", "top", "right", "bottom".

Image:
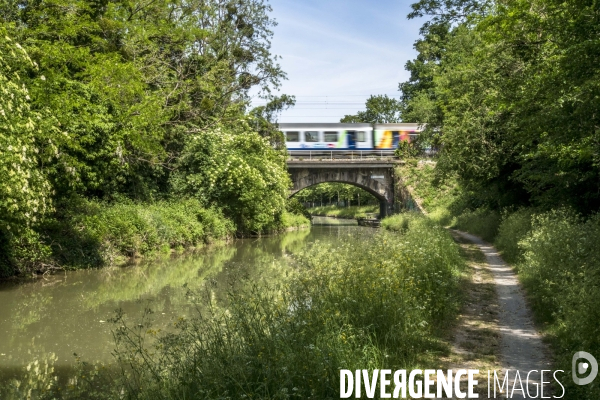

{"left": 518, "top": 210, "right": 600, "bottom": 399}
{"left": 494, "top": 208, "right": 534, "bottom": 265}
{"left": 428, "top": 207, "right": 454, "bottom": 226}
{"left": 170, "top": 123, "right": 290, "bottom": 234}
{"left": 0, "top": 227, "right": 53, "bottom": 277}
{"left": 453, "top": 208, "right": 501, "bottom": 242}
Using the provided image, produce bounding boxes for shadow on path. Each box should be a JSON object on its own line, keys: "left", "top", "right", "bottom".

{"left": 453, "top": 230, "right": 553, "bottom": 399}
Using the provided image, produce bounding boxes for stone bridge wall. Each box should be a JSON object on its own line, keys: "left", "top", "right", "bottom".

{"left": 287, "top": 162, "right": 396, "bottom": 217}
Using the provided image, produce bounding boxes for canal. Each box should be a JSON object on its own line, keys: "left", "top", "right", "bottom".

{"left": 0, "top": 218, "right": 367, "bottom": 379}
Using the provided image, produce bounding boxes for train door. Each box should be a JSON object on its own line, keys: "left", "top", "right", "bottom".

{"left": 392, "top": 131, "right": 400, "bottom": 148}
{"left": 347, "top": 131, "right": 356, "bottom": 150}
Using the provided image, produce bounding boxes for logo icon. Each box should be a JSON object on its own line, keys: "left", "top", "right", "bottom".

{"left": 572, "top": 351, "right": 598, "bottom": 385}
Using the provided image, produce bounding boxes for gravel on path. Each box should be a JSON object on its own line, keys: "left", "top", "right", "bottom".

{"left": 453, "top": 230, "right": 553, "bottom": 399}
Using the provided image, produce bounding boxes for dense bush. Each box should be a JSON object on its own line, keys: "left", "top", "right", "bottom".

{"left": 452, "top": 209, "right": 501, "bottom": 243}
{"left": 170, "top": 124, "right": 290, "bottom": 234}
{"left": 517, "top": 210, "right": 600, "bottom": 399}
{"left": 47, "top": 198, "right": 235, "bottom": 268}
{"left": 0, "top": 32, "right": 56, "bottom": 277}
{"left": 493, "top": 209, "right": 534, "bottom": 265}
{"left": 103, "top": 215, "right": 464, "bottom": 399}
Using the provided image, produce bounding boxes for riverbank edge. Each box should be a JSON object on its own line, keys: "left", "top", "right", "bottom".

{"left": 0, "top": 198, "right": 311, "bottom": 281}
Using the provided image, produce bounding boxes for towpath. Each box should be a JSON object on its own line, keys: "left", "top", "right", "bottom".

{"left": 451, "top": 230, "right": 553, "bottom": 399}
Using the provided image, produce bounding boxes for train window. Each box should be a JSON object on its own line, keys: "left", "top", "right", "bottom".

{"left": 286, "top": 131, "right": 300, "bottom": 142}
{"left": 305, "top": 131, "right": 319, "bottom": 142}
{"left": 324, "top": 131, "right": 338, "bottom": 142}
{"left": 356, "top": 131, "right": 366, "bottom": 142}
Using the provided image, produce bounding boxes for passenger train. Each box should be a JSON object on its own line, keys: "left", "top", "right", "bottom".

{"left": 279, "top": 123, "right": 422, "bottom": 153}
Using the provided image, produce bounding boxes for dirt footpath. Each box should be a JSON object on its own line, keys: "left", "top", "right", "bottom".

{"left": 450, "top": 230, "right": 553, "bottom": 399}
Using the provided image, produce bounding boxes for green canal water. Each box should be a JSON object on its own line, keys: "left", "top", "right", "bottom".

{"left": 0, "top": 218, "right": 367, "bottom": 379}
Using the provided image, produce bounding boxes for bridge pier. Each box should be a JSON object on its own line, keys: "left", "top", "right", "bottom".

{"left": 379, "top": 200, "right": 388, "bottom": 218}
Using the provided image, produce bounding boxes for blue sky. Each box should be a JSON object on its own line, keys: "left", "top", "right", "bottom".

{"left": 253, "top": 0, "right": 425, "bottom": 122}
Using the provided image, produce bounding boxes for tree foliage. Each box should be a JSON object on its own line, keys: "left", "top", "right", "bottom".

{"left": 170, "top": 122, "right": 290, "bottom": 233}
{"left": 294, "top": 183, "right": 378, "bottom": 207}
{"left": 3, "top": 0, "right": 287, "bottom": 199}
{"left": 0, "top": 32, "right": 52, "bottom": 231}
{"left": 401, "top": 0, "right": 600, "bottom": 213}
{"left": 1, "top": 0, "right": 293, "bottom": 273}
{"left": 340, "top": 95, "right": 402, "bottom": 123}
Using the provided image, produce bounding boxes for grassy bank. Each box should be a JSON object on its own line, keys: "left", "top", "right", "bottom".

{"left": 308, "top": 204, "right": 379, "bottom": 219}
{"left": 3, "top": 213, "right": 465, "bottom": 399}
{"left": 279, "top": 211, "right": 311, "bottom": 230}
{"left": 397, "top": 162, "right": 600, "bottom": 399}
{"left": 44, "top": 198, "right": 237, "bottom": 270}
{"left": 0, "top": 198, "right": 310, "bottom": 277}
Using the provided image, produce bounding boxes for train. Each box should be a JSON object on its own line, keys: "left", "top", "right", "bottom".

{"left": 279, "top": 123, "right": 423, "bottom": 153}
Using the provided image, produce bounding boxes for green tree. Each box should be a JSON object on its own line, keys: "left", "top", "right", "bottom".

{"left": 341, "top": 95, "right": 402, "bottom": 123}
{"left": 0, "top": 32, "right": 56, "bottom": 275}
{"left": 5, "top": 0, "right": 288, "bottom": 200}
{"left": 170, "top": 121, "right": 291, "bottom": 233}
{"left": 249, "top": 93, "right": 296, "bottom": 148}
{"left": 400, "top": 0, "right": 600, "bottom": 212}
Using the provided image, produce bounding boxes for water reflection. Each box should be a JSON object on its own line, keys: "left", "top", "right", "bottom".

{"left": 0, "top": 225, "right": 366, "bottom": 376}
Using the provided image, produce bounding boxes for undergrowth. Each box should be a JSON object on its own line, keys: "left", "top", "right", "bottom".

{"left": 308, "top": 205, "right": 379, "bottom": 219}
{"left": 44, "top": 198, "right": 236, "bottom": 269}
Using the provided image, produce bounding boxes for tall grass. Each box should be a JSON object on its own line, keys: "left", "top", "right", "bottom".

{"left": 380, "top": 212, "right": 414, "bottom": 232}
{"left": 493, "top": 208, "right": 534, "bottom": 265}
{"left": 445, "top": 206, "right": 600, "bottom": 399}
{"left": 279, "top": 211, "right": 311, "bottom": 230}
{"left": 394, "top": 163, "right": 461, "bottom": 219}
{"left": 100, "top": 214, "right": 465, "bottom": 399}
{"left": 398, "top": 161, "right": 600, "bottom": 399}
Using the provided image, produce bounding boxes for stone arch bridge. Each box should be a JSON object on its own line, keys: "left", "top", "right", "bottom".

{"left": 287, "top": 159, "right": 398, "bottom": 217}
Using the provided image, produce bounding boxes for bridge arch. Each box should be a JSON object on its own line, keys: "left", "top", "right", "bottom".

{"left": 289, "top": 179, "right": 386, "bottom": 202}
{"left": 287, "top": 163, "right": 395, "bottom": 217}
